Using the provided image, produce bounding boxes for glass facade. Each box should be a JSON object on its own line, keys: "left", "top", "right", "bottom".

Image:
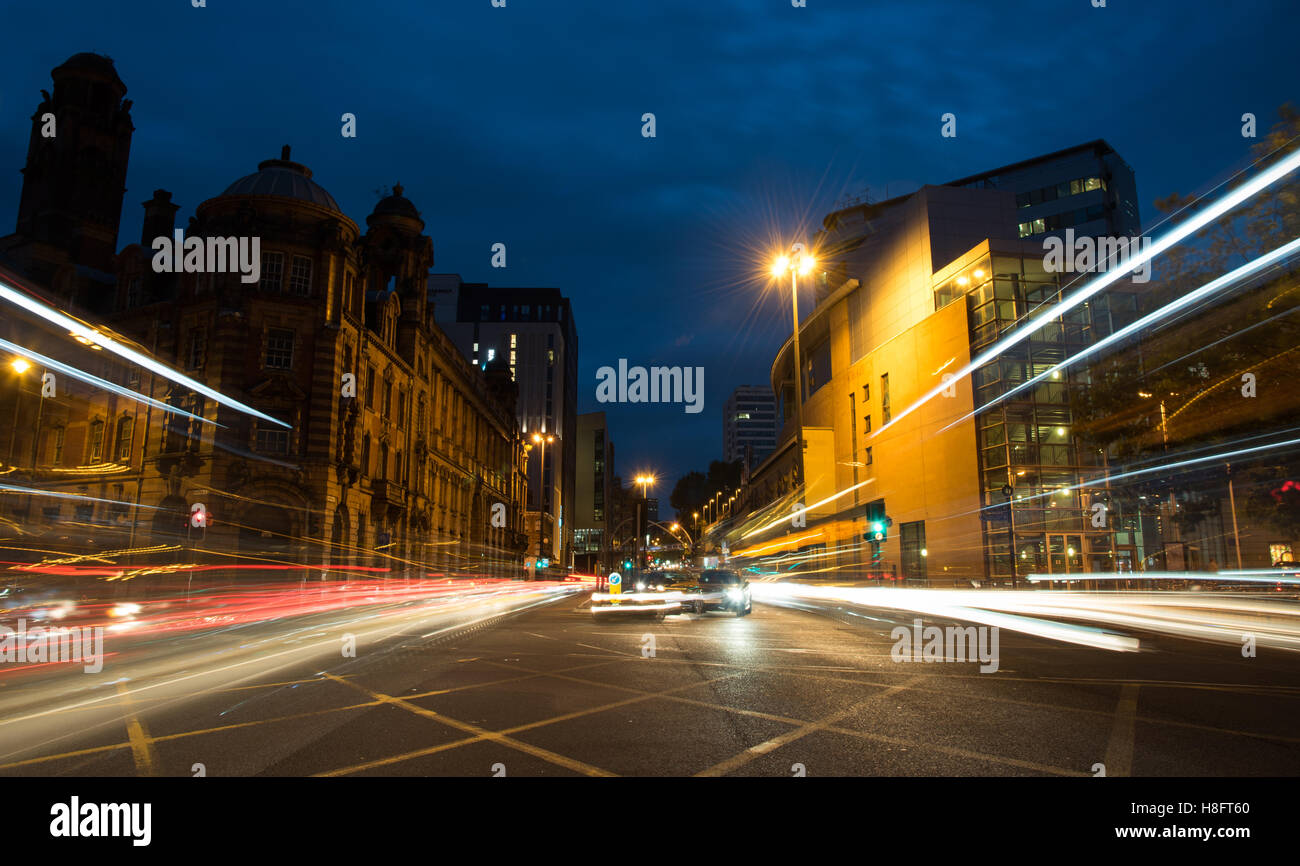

{"left": 939, "top": 251, "right": 1144, "bottom": 580}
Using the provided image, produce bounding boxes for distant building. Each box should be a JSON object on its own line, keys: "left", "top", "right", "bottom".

{"left": 439, "top": 284, "right": 579, "bottom": 567}
{"left": 723, "top": 385, "right": 777, "bottom": 467}
{"left": 573, "top": 411, "right": 614, "bottom": 573}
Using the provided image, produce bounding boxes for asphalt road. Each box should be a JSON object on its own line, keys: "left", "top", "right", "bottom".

{"left": 4, "top": 591, "right": 1299, "bottom": 777}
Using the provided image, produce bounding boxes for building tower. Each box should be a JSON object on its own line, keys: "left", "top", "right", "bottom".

{"left": 6, "top": 53, "right": 134, "bottom": 311}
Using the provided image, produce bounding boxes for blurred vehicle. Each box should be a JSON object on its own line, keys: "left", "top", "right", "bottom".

{"left": 591, "top": 570, "right": 697, "bottom": 618}
{"left": 0, "top": 581, "right": 81, "bottom": 623}
{"left": 697, "top": 569, "right": 752, "bottom": 616}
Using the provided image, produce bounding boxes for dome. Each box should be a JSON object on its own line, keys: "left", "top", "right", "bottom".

{"left": 369, "top": 183, "right": 421, "bottom": 221}
{"left": 221, "top": 145, "right": 340, "bottom": 212}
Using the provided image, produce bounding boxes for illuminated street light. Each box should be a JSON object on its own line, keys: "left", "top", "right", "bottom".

{"left": 531, "top": 432, "right": 556, "bottom": 564}
{"left": 770, "top": 241, "right": 815, "bottom": 486}
{"left": 10, "top": 357, "right": 31, "bottom": 374}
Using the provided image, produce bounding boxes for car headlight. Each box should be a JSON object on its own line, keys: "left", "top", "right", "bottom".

{"left": 726, "top": 588, "right": 744, "bottom": 600}
{"left": 635, "top": 582, "right": 646, "bottom": 591}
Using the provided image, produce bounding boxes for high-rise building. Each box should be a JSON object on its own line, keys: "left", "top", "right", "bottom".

{"left": 734, "top": 140, "right": 1147, "bottom": 584}
{"left": 574, "top": 411, "right": 614, "bottom": 573}
{"left": 440, "top": 284, "right": 579, "bottom": 567}
{"left": 723, "top": 385, "right": 777, "bottom": 467}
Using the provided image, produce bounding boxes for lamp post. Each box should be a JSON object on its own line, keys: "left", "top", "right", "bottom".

{"left": 531, "top": 432, "right": 554, "bottom": 564}
{"left": 6, "top": 356, "right": 34, "bottom": 467}
{"left": 771, "top": 243, "right": 816, "bottom": 486}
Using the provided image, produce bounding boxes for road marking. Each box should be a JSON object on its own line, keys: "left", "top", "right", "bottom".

{"left": 317, "top": 668, "right": 746, "bottom": 777}
{"left": 1103, "top": 683, "right": 1140, "bottom": 777}
{"left": 115, "top": 682, "right": 157, "bottom": 777}
{"left": 695, "top": 677, "right": 926, "bottom": 777}
{"left": 319, "top": 673, "right": 618, "bottom": 777}
{"left": 0, "top": 660, "right": 620, "bottom": 772}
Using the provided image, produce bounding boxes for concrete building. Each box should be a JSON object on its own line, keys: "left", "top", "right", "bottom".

{"left": 723, "top": 385, "right": 777, "bottom": 468}
{"left": 573, "top": 411, "right": 614, "bottom": 573}
{"left": 439, "top": 284, "right": 579, "bottom": 567}
{"left": 730, "top": 142, "right": 1149, "bottom": 584}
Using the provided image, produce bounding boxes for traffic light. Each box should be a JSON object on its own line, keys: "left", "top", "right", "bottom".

{"left": 864, "top": 499, "right": 888, "bottom": 542}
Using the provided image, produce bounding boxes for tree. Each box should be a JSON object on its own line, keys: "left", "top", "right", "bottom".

{"left": 1068, "top": 105, "right": 1300, "bottom": 558}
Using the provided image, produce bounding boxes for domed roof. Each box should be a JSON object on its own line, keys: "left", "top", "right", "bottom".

{"left": 221, "top": 146, "right": 340, "bottom": 211}
{"left": 369, "top": 183, "right": 421, "bottom": 220}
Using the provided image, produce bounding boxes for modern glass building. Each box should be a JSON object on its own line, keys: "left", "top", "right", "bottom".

{"left": 733, "top": 141, "right": 1148, "bottom": 584}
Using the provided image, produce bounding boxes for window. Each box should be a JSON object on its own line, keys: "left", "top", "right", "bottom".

{"left": 288, "top": 255, "right": 312, "bottom": 296}
{"left": 187, "top": 328, "right": 206, "bottom": 369}
{"left": 266, "top": 328, "right": 294, "bottom": 369}
{"left": 880, "top": 374, "right": 891, "bottom": 424}
{"left": 260, "top": 252, "right": 284, "bottom": 293}
{"left": 343, "top": 271, "right": 355, "bottom": 313}
{"left": 126, "top": 277, "right": 143, "bottom": 309}
{"left": 382, "top": 380, "right": 392, "bottom": 419}
{"left": 865, "top": 446, "right": 873, "bottom": 466}
{"left": 901, "top": 521, "right": 927, "bottom": 581}
{"left": 256, "top": 425, "right": 290, "bottom": 455}
{"left": 365, "top": 367, "right": 376, "bottom": 409}
{"left": 864, "top": 414, "right": 872, "bottom": 434}
{"left": 115, "top": 417, "right": 133, "bottom": 461}
{"left": 88, "top": 420, "right": 105, "bottom": 463}
{"left": 50, "top": 427, "right": 65, "bottom": 465}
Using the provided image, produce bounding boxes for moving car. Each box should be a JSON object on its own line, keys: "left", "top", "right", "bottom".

{"left": 696, "top": 569, "right": 752, "bottom": 616}
{"left": 590, "top": 570, "right": 697, "bottom": 619}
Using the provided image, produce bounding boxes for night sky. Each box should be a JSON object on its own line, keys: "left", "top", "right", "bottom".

{"left": 1, "top": 0, "right": 1296, "bottom": 492}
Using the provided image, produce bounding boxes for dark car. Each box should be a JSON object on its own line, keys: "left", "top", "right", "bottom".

{"left": 696, "top": 569, "right": 752, "bottom": 616}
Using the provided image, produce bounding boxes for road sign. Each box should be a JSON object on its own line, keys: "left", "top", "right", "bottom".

{"left": 608, "top": 572, "right": 622, "bottom": 595}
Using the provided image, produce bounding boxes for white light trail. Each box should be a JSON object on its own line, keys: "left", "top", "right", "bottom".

{"left": 0, "top": 338, "right": 214, "bottom": 427}
{"left": 941, "top": 237, "right": 1300, "bottom": 433}
{"left": 0, "top": 278, "right": 290, "bottom": 428}
{"left": 874, "top": 147, "right": 1300, "bottom": 438}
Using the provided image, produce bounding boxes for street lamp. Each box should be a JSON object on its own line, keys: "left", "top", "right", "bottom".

{"left": 7, "top": 355, "right": 34, "bottom": 466}
{"left": 532, "top": 432, "right": 555, "bottom": 563}
{"left": 771, "top": 243, "right": 815, "bottom": 485}
{"left": 631, "top": 473, "right": 656, "bottom": 575}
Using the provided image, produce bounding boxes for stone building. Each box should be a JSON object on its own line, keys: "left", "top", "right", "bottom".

{"left": 0, "top": 54, "right": 530, "bottom": 580}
